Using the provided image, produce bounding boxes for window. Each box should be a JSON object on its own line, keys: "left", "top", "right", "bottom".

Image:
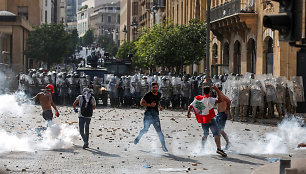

{"left": 108, "top": 7, "right": 113, "bottom": 10}
{"left": 29, "top": 59, "right": 33, "bottom": 69}
{"left": 18, "top": 6, "right": 28, "bottom": 20}
{"left": 132, "top": 2, "right": 138, "bottom": 15}
{"left": 102, "top": 14, "right": 103, "bottom": 22}
{"left": 45, "top": 0, "right": 47, "bottom": 6}
{"left": 45, "top": 10, "right": 47, "bottom": 23}
{"left": 108, "top": 16, "right": 111, "bottom": 23}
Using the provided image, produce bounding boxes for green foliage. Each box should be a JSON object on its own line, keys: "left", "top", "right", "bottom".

{"left": 78, "top": 5, "right": 88, "bottom": 11}
{"left": 116, "top": 41, "right": 136, "bottom": 60}
{"left": 133, "top": 19, "right": 206, "bottom": 73}
{"left": 24, "top": 23, "right": 73, "bottom": 66}
{"left": 71, "top": 29, "right": 79, "bottom": 48}
{"left": 82, "top": 29, "right": 94, "bottom": 47}
{"left": 98, "top": 35, "right": 118, "bottom": 57}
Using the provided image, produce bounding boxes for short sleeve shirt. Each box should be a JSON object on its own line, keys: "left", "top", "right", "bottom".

{"left": 143, "top": 91, "right": 161, "bottom": 112}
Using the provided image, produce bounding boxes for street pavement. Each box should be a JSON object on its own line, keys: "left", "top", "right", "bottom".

{"left": 0, "top": 105, "right": 306, "bottom": 174}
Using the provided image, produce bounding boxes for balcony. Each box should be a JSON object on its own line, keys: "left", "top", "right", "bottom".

{"left": 210, "top": 0, "right": 255, "bottom": 22}
{"left": 210, "top": 0, "right": 257, "bottom": 40}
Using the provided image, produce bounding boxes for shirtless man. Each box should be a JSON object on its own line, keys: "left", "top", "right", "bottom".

{"left": 215, "top": 87, "right": 231, "bottom": 150}
{"left": 31, "top": 84, "right": 59, "bottom": 127}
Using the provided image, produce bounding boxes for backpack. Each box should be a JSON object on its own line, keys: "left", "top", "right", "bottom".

{"left": 81, "top": 95, "right": 93, "bottom": 117}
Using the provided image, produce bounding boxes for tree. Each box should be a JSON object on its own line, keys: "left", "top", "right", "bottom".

{"left": 82, "top": 29, "right": 94, "bottom": 47}
{"left": 133, "top": 19, "right": 206, "bottom": 73}
{"left": 116, "top": 41, "right": 136, "bottom": 60}
{"left": 134, "top": 24, "right": 166, "bottom": 70}
{"left": 98, "top": 35, "right": 118, "bottom": 57}
{"left": 70, "top": 29, "right": 79, "bottom": 49}
{"left": 24, "top": 23, "right": 73, "bottom": 67}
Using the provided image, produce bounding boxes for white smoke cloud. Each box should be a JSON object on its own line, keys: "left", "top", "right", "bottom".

{"left": 0, "top": 72, "right": 79, "bottom": 153}
{"left": 171, "top": 116, "right": 306, "bottom": 156}
{"left": 239, "top": 116, "right": 306, "bottom": 154}
{"left": 38, "top": 123, "right": 80, "bottom": 150}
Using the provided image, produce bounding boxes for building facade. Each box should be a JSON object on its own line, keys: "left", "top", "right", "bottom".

{"left": 0, "top": 0, "right": 44, "bottom": 75}
{"left": 165, "top": 0, "right": 305, "bottom": 79}
{"left": 209, "top": 0, "right": 301, "bottom": 78}
{"left": 89, "top": 2, "right": 120, "bottom": 44}
{"left": 77, "top": 0, "right": 119, "bottom": 38}
{"left": 166, "top": 0, "right": 207, "bottom": 74}
{"left": 42, "top": 0, "right": 52, "bottom": 24}
{"left": 120, "top": 0, "right": 166, "bottom": 44}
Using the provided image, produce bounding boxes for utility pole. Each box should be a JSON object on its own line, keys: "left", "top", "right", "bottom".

{"left": 205, "top": 0, "right": 211, "bottom": 86}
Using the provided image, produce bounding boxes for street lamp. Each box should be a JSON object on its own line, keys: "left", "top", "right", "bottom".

{"left": 115, "top": 29, "right": 120, "bottom": 45}
{"left": 131, "top": 18, "right": 138, "bottom": 40}
{"left": 151, "top": 0, "right": 159, "bottom": 25}
{"left": 123, "top": 25, "right": 127, "bottom": 41}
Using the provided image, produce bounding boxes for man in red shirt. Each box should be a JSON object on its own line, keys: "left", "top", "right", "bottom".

{"left": 187, "top": 86, "right": 227, "bottom": 157}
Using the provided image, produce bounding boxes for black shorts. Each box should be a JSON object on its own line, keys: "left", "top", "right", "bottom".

{"left": 42, "top": 110, "right": 53, "bottom": 121}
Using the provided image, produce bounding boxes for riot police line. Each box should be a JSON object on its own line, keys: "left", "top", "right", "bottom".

{"left": 18, "top": 69, "right": 304, "bottom": 122}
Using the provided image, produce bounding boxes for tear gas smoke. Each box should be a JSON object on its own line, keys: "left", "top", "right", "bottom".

{"left": 0, "top": 72, "right": 79, "bottom": 153}
{"left": 171, "top": 116, "right": 306, "bottom": 156}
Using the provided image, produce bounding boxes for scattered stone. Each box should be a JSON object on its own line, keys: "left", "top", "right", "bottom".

{"left": 22, "top": 168, "right": 26, "bottom": 172}
{"left": 191, "top": 163, "right": 197, "bottom": 166}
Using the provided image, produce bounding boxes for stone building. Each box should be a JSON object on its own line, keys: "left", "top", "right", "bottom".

{"left": 163, "top": 0, "right": 306, "bottom": 78}
{"left": 89, "top": 1, "right": 120, "bottom": 44}
{"left": 0, "top": 0, "right": 44, "bottom": 74}
{"left": 209, "top": 0, "right": 302, "bottom": 78}
{"left": 120, "top": 0, "right": 166, "bottom": 43}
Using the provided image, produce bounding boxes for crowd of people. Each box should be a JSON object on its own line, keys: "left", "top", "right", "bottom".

{"left": 19, "top": 69, "right": 304, "bottom": 123}
{"left": 17, "top": 67, "right": 305, "bottom": 156}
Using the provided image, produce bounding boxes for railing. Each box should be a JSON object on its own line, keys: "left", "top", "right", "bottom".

{"left": 210, "top": 0, "right": 255, "bottom": 22}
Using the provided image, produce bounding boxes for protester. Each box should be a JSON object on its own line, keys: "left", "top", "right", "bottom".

{"left": 215, "top": 87, "right": 232, "bottom": 150}
{"left": 187, "top": 86, "right": 227, "bottom": 157}
{"left": 73, "top": 88, "right": 96, "bottom": 149}
{"left": 31, "top": 84, "right": 59, "bottom": 127}
{"left": 134, "top": 82, "right": 168, "bottom": 152}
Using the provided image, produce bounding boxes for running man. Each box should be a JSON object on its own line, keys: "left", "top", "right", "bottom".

{"left": 134, "top": 82, "right": 168, "bottom": 152}
{"left": 31, "top": 84, "right": 59, "bottom": 128}
{"left": 215, "top": 87, "right": 232, "bottom": 150}
{"left": 187, "top": 86, "right": 227, "bottom": 157}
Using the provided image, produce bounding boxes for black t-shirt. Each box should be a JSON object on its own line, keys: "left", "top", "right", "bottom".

{"left": 143, "top": 91, "right": 161, "bottom": 112}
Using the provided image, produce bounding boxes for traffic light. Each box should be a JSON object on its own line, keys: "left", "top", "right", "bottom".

{"left": 263, "top": 0, "right": 303, "bottom": 42}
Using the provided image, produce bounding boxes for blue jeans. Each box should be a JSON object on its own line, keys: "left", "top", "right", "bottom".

{"left": 216, "top": 112, "right": 228, "bottom": 130}
{"left": 201, "top": 118, "right": 220, "bottom": 137}
{"left": 79, "top": 117, "right": 91, "bottom": 144}
{"left": 135, "top": 109, "right": 166, "bottom": 146}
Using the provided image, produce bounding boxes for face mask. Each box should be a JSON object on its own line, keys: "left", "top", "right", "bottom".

{"left": 43, "top": 89, "right": 51, "bottom": 94}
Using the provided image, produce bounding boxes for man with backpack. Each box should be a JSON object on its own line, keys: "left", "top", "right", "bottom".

{"left": 73, "top": 88, "right": 96, "bottom": 149}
